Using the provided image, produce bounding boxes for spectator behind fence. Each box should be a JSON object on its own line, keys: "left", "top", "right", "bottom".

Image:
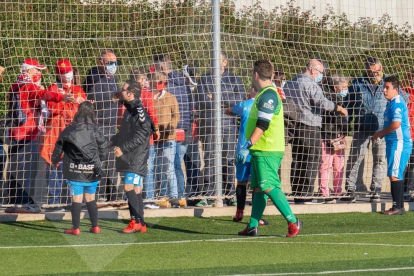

{"left": 318, "top": 74, "right": 350, "bottom": 204}
{"left": 4, "top": 58, "right": 75, "bottom": 208}
{"left": 113, "top": 67, "right": 160, "bottom": 209}
{"left": 273, "top": 70, "right": 286, "bottom": 100}
{"left": 182, "top": 65, "right": 203, "bottom": 201}
{"left": 343, "top": 57, "right": 407, "bottom": 203}
{"left": 150, "top": 72, "right": 181, "bottom": 208}
{"left": 196, "top": 51, "right": 245, "bottom": 206}
{"left": 283, "top": 59, "right": 347, "bottom": 203}
{"left": 52, "top": 101, "right": 108, "bottom": 235}
{"left": 402, "top": 70, "right": 414, "bottom": 202}
{"left": 39, "top": 59, "right": 86, "bottom": 208}
{"left": 111, "top": 80, "right": 154, "bottom": 233}
{"left": 153, "top": 54, "right": 191, "bottom": 203}
{"left": 83, "top": 50, "right": 119, "bottom": 202}
{"left": 373, "top": 76, "right": 412, "bottom": 215}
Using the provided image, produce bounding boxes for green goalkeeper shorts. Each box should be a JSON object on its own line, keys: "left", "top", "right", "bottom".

{"left": 250, "top": 155, "right": 282, "bottom": 191}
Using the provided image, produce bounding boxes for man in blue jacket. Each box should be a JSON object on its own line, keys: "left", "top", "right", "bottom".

{"left": 83, "top": 50, "right": 119, "bottom": 203}
{"left": 196, "top": 51, "right": 246, "bottom": 205}
{"left": 343, "top": 57, "right": 407, "bottom": 203}
{"left": 154, "top": 54, "right": 192, "bottom": 204}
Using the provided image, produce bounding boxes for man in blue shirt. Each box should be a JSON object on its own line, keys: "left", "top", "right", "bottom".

{"left": 373, "top": 76, "right": 412, "bottom": 215}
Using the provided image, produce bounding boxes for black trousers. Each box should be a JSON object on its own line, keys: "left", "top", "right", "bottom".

{"left": 290, "top": 123, "right": 321, "bottom": 196}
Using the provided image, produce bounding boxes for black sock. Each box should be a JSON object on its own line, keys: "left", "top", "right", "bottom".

{"left": 125, "top": 190, "right": 143, "bottom": 222}
{"left": 128, "top": 202, "right": 133, "bottom": 218}
{"left": 391, "top": 180, "right": 404, "bottom": 209}
{"left": 137, "top": 192, "right": 145, "bottom": 225}
{"left": 86, "top": 201, "right": 99, "bottom": 228}
{"left": 236, "top": 185, "right": 247, "bottom": 210}
{"left": 71, "top": 202, "right": 82, "bottom": 229}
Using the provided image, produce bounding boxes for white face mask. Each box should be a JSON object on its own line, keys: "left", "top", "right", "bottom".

{"left": 63, "top": 71, "right": 74, "bottom": 83}
{"left": 106, "top": 64, "right": 117, "bottom": 75}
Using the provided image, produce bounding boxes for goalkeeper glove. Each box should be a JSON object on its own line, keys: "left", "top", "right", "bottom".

{"left": 236, "top": 139, "right": 253, "bottom": 164}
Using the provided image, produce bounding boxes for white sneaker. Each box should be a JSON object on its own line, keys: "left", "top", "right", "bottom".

{"left": 145, "top": 203, "right": 160, "bottom": 209}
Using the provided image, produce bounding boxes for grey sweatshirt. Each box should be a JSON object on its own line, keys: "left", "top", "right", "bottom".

{"left": 283, "top": 73, "right": 336, "bottom": 127}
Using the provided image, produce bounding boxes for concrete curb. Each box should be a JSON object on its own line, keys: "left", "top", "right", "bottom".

{"left": 1, "top": 201, "right": 412, "bottom": 222}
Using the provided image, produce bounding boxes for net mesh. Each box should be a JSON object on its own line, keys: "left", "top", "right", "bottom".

{"left": 0, "top": 0, "right": 413, "bottom": 208}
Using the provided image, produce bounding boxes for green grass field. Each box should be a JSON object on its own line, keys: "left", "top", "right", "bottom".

{"left": 1, "top": 212, "right": 414, "bottom": 275}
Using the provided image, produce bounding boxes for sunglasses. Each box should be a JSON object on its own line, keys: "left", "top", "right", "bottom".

{"left": 102, "top": 60, "right": 118, "bottom": 66}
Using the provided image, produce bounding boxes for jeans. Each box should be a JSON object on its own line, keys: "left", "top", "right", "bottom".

{"left": 175, "top": 142, "right": 188, "bottom": 198}
{"left": 45, "top": 161, "right": 70, "bottom": 205}
{"left": 184, "top": 141, "right": 201, "bottom": 196}
{"left": 345, "top": 131, "right": 386, "bottom": 192}
{"left": 143, "top": 145, "right": 156, "bottom": 200}
{"left": 6, "top": 140, "right": 38, "bottom": 204}
{"left": 155, "top": 140, "right": 177, "bottom": 198}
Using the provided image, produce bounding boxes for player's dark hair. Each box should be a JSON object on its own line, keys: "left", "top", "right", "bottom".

{"left": 74, "top": 101, "right": 96, "bottom": 129}
{"left": 253, "top": 60, "right": 274, "bottom": 81}
{"left": 123, "top": 79, "right": 142, "bottom": 98}
{"left": 383, "top": 75, "right": 400, "bottom": 90}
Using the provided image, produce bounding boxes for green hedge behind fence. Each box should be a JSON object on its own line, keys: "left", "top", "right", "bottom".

{"left": 0, "top": 0, "right": 413, "bottom": 113}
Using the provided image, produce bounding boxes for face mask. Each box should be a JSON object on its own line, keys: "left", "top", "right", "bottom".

{"left": 156, "top": 81, "right": 166, "bottom": 93}
{"left": 106, "top": 64, "right": 117, "bottom": 75}
{"left": 31, "top": 73, "right": 42, "bottom": 83}
{"left": 315, "top": 73, "right": 323, "bottom": 83}
{"left": 282, "top": 81, "right": 286, "bottom": 88}
{"left": 339, "top": 89, "right": 348, "bottom": 98}
{"left": 63, "top": 71, "right": 74, "bottom": 83}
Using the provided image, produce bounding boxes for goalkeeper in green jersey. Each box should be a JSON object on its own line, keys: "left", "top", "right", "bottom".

{"left": 237, "top": 60, "right": 302, "bottom": 237}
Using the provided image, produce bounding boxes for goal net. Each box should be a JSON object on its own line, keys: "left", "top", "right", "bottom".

{"left": 0, "top": 0, "right": 413, "bottom": 208}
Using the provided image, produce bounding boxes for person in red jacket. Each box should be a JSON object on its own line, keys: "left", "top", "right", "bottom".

{"left": 5, "top": 58, "right": 75, "bottom": 208}
{"left": 39, "top": 59, "right": 87, "bottom": 209}
{"left": 113, "top": 67, "right": 160, "bottom": 209}
{"left": 403, "top": 70, "right": 414, "bottom": 202}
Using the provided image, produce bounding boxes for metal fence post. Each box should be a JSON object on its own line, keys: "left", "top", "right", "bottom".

{"left": 211, "top": 0, "right": 223, "bottom": 207}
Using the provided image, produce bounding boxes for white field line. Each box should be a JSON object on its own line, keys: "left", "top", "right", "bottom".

{"left": 224, "top": 240, "right": 414, "bottom": 248}
{"left": 228, "top": 266, "right": 414, "bottom": 275}
{"left": 1, "top": 229, "right": 414, "bottom": 250}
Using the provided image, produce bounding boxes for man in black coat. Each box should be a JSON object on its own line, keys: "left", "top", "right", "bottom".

{"left": 111, "top": 80, "right": 155, "bottom": 234}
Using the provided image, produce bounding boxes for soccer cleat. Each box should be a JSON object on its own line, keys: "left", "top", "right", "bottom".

{"left": 122, "top": 219, "right": 137, "bottom": 233}
{"left": 286, "top": 219, "right": 303, "bottom": 238}
{"left": 135, "top": 223, "right": 147, "bottom": 233}
{"left": 238, "top": 226, "right": 258, "bottom": 236}
{"left": 258, "top": 219, "right": 269, "bottom": 226}
{"left": 382, "top": 208, "right": 406, "bottom": 215}
{"left": 89, "top": 226, "right": 100, "bottom": 234}
{"left": 64, "top": 228, "right": 80, "bottom": 236}
{"left": 233, "top": 210, "right": 244, "bottom": 222}
{"left": 324, "top": 198, "right": 337, "bottom": 204}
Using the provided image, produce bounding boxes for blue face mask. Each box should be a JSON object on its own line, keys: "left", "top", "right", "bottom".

{"left": 339, "top": 89, "right": 348, "bottom": 98}
{"left": 314, "top": 73, "right": 323, "bottom": 83}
